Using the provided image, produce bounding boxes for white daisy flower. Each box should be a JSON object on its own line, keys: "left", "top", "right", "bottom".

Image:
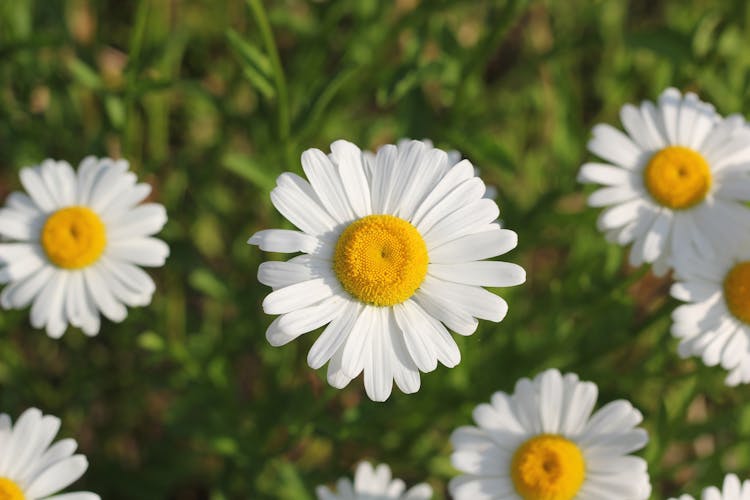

{"left": 0, "top": 157, "right": 169, "bottom": 337}
{"left": 0, "top": 407, "right": 99, "bottom": 500}
{"left": 670, "top": 243, "right": 750, "bottom": 386}
{"left": 449, "top": 368, "right": 651, "bottom": 500}
{"left": 316, "top": 461, "right": 432, "bottom": 500}
{"left": 249, "top": 139, "right": 524, "bottom": 401}
{"left": 669, "top": 474, "right": 750, "bottom": 500}
{"left": 578, "top": 87, "right": 750, "bottom": 276}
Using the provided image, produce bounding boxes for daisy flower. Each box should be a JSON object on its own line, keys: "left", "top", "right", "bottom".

{"left": 578, "top": 87, "right": 750, "bottom": 276}
{"left": 0, "top": 407, "right": 99, "bottom": 500}
{"left": 249, "top": 139, "right": 524, "bottom": 401}
{"left": 449, "top": 368, "right": 651, "bottom": 499}
{"left": 0, "top": 157, "right": 169, "bottom": 338}
{"left": 670, "top": 243, "right": 750, "bottom": 386}
{"left": 669, "top": 474, "right": 750, "bottom": 500}
{"left": 316, "top": 461, "right": 432, "bottom": 500}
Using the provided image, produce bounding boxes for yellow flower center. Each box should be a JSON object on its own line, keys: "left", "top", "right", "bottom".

{"left": 0, "top": 478, "right": 25, "bottom": 500}
{"left": 724, "top": 261, "right": 750, "bottom": 324}
{"left": 511, "top": 434, "right": 586, "bottom": 500}
{"left": 643, "top": 146, "right": 712, "bottom": 209}
{"left": 40, "top": 206, "right": 107, "bottom": 269}
{"left": 333, "top": 214, "right": 428, "bottom": 306}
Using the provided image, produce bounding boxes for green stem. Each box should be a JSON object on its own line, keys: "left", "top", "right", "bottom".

{"left": 247, "top": 0, "right": 292, "bottom": 165}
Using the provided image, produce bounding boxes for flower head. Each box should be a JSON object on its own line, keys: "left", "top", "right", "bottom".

{"left": 0, "top": 407, "right": 99, "bottom": 500}
{"left": 0, "top": 157, "right": 169, "bottom": 337}
{"left": 578, "top": 87, "right": 750, "bottom": 276}
{"left": 669, "top": 474, "right": 750, "bottom": 500}
{"left": 316, "top": 461, "right": 432, "bottom": 500}
{"left": 449, "top": 368, "right": 651, "bottom": 499}
{"left": 670, "top": 243, "right": 750, "bottom": 386}
{"left": 249, "top": 140, "right": 524, "bottom": 401}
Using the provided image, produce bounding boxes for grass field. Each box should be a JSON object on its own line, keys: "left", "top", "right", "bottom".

{"left": 2, "top": 0, "right": 750, "bottom": 498}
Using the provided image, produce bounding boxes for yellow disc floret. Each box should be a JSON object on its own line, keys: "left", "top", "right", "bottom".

{"left": 0, "top": 478, "right": 25, "bottom": 500}
{"left": 511, "top": 434, "right": 586, "bottom": 500}
{"left": 41, "top": 206, "right": 107, "bottom": 269}
{"left": 643, "top": 146, "right": 712, "bottom": 209}
{"left": 333, "top": 214, "right": 428, "bottom": 306}
{"left": 724, "top": 261, "right": 750, "bottom": 324}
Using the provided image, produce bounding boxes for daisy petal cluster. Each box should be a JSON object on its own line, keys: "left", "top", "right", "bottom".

{"left": 0, "top": 157, "right": 169, "bottom": 337}
{"left": 670, "top": 246, "right": 750, "bottom": 386}
{"left": 578, "top": 87, "right": 750, "bottom": 276}
{"left": 316, "top": 461, "right": 432, "bottom": 500}
{"left": 0, "top": 407, "right": 99, "bottom": 500}
{"left": 670, "top": 474, "right": 750, "bottom": 500}
{"left": 249, "top": 139, "right": 525, "bottom": 401}
{"left": 450, "top": 368, "right": 650, "bottom": 499}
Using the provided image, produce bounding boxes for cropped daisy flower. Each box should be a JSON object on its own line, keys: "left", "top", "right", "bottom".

{"left": 0, "top": 407, "right": 99, "bottom": 500}
{"left": 670, "top": 474, "right": 750, "bottom": 500}
{"left": 450, "top": 368, "right": 650, "bottom": 499}
{"left": 249, "top": 139, "right": 524, "bottom": 401}
{"left": 0, "top": 157, "right": 169, "bottom": 337}
{"left": 670, "top": 244, "right": 750, "bottom": 386}
{"left": 578, "top": 87, "right": 750, "bottom": 276}
{"left": 316, "top": 461, "right": 432, "bottom": 500}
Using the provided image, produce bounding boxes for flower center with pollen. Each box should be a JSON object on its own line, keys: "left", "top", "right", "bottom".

{"left": 511, "top": 434, "right": 586, "bottom": 500}
{"left": 333, "top": 214, "right": 428, "bottom": 306}
{"left": 643, "top": 146, "right": 712, "bottom": 209}
{"left": 724, "top": 261, "right": 750, "bottom": 324}
{"left": 0, "top": 478, "right": 25, "bottom": 500}
{"left": 40, "top": 206, "right": 107, "bottom": 269}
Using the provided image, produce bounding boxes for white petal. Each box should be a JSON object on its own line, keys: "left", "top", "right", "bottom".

{"left": 19, "top": 165, "right": 57, "bottom": 212}
{"left": 428, "top": 228, "right": 517, "bottom": 263}
{"left": 577, "top": 162, "right": 633, "bottom": 185}
{"left": 307, "top": 300, "right": 361, "bottom": 369}
{"left": 588, "top": 124, "right": 643, "bottom": 169}
{"left": 271, "top": 173, "right": 337, "bottom": 235}
{"left": 329, "top": 140, "right": 372, "bottom": 218}
{"left": 25, "top": 455, "right": 89, "bottom": 498}
{"left": 83, "top": 267, "right": 127, "bottom": 322}
{"left": 301, "top": 148, "right": 355, "bottom": 223}
{"left": 428, "top": 261, "right": 525, "bottom": 288}
{"left": 106, "top": 204, "right": 167, "bottom": 240}
{"left": 420, "top": 275, "right": 508, "bottom": 322}
{"left": 421, "top": 198, "right": 500, "bottom": 249}
{"left": 262, "top": 277, "right": 338, "bottom": 315}
{"left": 248, "top": 229, "right": 322, "bottom": 254}
{"left": 341, "top": 306, "right": 376, "bottom": 379}
{"left": 105, "top": 237, "right": 169, "bottom": 267}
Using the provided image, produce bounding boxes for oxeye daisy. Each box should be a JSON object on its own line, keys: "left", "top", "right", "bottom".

{"left": 669, "top": 474, "right": 750, "bottom": 500}
{"left": 316, "top": 461, "right": 432, "bottom": 500}
{"left": 249, "top": 139, "right": 524, "bottom": 401}
{"left": 0, "top": 157, "right": 169, "bottom": 338}
{"left": 0, "top": 407, "right": 99, "bottom": 500}
{"left": 449, "top": 368, "right": 651, "bottom": 499}
{"left": 670, "top": 244, "right": 750, "bottom": 386}
{"left": 578, "top": 87, "right": 750, "bottom": 276}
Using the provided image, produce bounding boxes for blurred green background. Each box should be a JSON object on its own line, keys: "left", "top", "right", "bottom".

{"left": 2, "top": 0, "right": 750, "bottom": 498}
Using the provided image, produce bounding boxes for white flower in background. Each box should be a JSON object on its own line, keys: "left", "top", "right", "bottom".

{"left": 316, "top": 461, "right": 432, "bottom": 500}
{"left": 450, "top": 368, "right": 650, "bottom": 500}
{"left": 669, "top": 474, "right": 750, "bottom": 500}
{"left": 249, "top": 139, "right": 524, "bottom": 401}
{"left": 0, "top": 407, "right": 99, "bottom": 500}
{"left": 578, "top": 87, "right": 750, "bottom": 276}
{"left": 670, "top": 243, "right": 750, "bottom": 386}
{"left": 0, "top": 157, "right": 169, "bottom": 337}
